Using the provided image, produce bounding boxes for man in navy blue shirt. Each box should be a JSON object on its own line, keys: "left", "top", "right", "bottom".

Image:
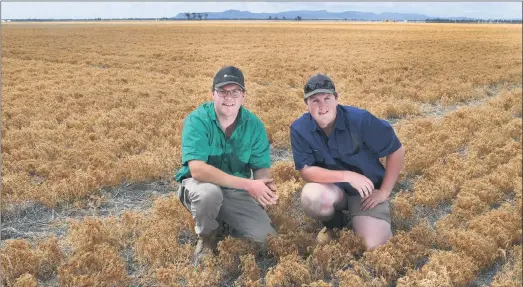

{"left": 290, "top": 73, "right": 405, "bottom": 250}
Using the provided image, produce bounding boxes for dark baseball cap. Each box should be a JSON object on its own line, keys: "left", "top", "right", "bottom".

{"left": 304, "top": 73, "right": 337, "bottom": 100}
{"left": 212, "top": 66, "right": 245, "bottom": 90}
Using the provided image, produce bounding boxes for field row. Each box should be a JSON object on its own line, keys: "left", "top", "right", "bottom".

{"left": 2, "top": 89, "right": 521, "bottom": 286}
{"left": 2, "top": 23, "right": 522, "bottom": 207}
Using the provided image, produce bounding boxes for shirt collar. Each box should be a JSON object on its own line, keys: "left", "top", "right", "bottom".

{"left": 310, "top": 114, "right": 319, "bottom": 132}
{"left": 310, "top": 105, "right": 347, "bottom": 132}
{"left": 334, "top": 105, "right": 347, "bottom": 131}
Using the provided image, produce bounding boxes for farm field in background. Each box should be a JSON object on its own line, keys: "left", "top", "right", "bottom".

{"left": 1, "top": 21, "right": 521, "bottom": 286}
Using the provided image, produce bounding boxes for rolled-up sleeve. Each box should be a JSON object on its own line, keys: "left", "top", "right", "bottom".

{"left": 181, "top": 114, "right": 210, "bottom": 166}
{"left": 361, "top": 111, "right": 401, "bottom": 158}
{"left": 290, "top": 126, "right": 315, "bottom": 170}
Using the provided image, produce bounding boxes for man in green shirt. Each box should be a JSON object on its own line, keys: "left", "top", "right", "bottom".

{"left": 175, "top": 66, "right": 278, "bottom": 265}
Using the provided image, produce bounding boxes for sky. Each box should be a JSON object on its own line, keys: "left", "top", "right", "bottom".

{"left": 1, "top": 2, "right": 522, "bottom": 20}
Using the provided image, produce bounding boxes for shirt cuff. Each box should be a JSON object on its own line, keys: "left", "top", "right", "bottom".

{"left": 375, "top": 139, "right": 402, "bottom": 158}
{"left": 182, "top": 153, "right": 208, "bottom": 165}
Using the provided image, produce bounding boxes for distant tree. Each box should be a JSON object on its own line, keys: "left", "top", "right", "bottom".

{"left": 197, "top": 13, "right": 203, "bottom": 20}
{"left": 185, "top": 12, "right": 191, "bottom": 20}
{"left": 282, "top": 16, "right": 286, "bottom": 20}
{"left": 204, "top": 13, "right": 208, "bottom": 20}
{"left": 269, "top": 16, "right": 272, "bottom": 20}
{"left": 191, "top": 13, "right": 197, "bottom": 20}
{"left": 295, "top": 16, "right": 302, "bottom": 21}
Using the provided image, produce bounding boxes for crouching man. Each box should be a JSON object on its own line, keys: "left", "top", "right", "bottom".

{"left": 175, "top": 66, "right": 278, "bottom": 265}
{"left": 290, "top": 73, "right": 405, "bottom": 250}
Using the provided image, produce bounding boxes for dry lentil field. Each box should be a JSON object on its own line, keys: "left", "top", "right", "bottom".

{"left": 1, "top": 21, "right": 522, "bottom": 286}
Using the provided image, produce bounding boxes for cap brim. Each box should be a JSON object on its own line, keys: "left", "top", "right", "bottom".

{"left": 214, "top": 81, "right": 245, "bottom": 90}
{"left": 304, "top": 89, "right": 336, "bottom": 99}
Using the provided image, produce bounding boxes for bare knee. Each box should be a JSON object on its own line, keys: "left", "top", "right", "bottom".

{"left": 301, "top": 183, "right": 337, "bottom": 219}
{"left": 364, "top": 232, "right": 392, "bottom": 250}
{"left": 352, "top": 216, "right": 392, "bottom": 250}
{"left": 301, "top": 183, "right": 325, "bottom": 202}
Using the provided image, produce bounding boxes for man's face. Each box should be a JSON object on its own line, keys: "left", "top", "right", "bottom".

{"left": 306, "top": 93, "right": 338, "bottom": 128}
{"left": 212, "top": 83, "right": 245, "bottom": 118}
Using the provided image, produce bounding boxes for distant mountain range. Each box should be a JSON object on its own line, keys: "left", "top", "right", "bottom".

{"left": 6, "top": 9, "right": 520, "bottom": 22}
{"left": 174, "top": 9, "right": 477, "bottom": 21}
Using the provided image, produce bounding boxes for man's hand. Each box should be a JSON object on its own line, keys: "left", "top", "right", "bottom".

{"left": 245, "top": 178, "right": 278, "bottom": 208}
{"left": 265, "top": 179, "right": 277, "bottom": 192}
{"left": 344, "top": 171, "right": 374, "bottom": 198}
{"left": 361, "top": 189, "right": 389, "bottom": 211}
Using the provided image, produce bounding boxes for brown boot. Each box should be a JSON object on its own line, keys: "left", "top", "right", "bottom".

{"left": 193, "top": 231, "right": 218, "bottom": 266}
{"left": 316, "top": 227, "right": 335, "bottom": 245}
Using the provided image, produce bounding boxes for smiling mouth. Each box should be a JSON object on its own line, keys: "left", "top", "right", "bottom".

{"left": 318, "top": 110, "right": 329, "bottom": 115}
{"left": 223, "top": 103, "right": 234, "bottom": 107}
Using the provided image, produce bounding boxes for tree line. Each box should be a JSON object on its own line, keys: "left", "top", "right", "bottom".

{"left": 184, "top": 13, "right": 208, "bottom": 20}
{"left": 268, "top": 16, "right": 302, "bottom": 21}
{"left": 182, "top": 13, "right": 304, "bottom": 21}
{"left": 426, "top": 18, "right": 522, "bottom": 24}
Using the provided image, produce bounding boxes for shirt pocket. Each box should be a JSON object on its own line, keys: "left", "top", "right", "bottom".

{"left": 338, "top": 140, "right": 360, "bottom": 158}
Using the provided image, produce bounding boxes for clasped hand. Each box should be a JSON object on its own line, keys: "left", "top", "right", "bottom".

{"left": 246, "top": 178, "right": 278, "bottom": 208}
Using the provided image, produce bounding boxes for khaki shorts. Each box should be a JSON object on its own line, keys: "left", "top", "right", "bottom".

{"left": 302, "top": 182, "right": 391, "bottom": 229}
{"left": 344, "top": 194, "right": 391, "bottom": 225}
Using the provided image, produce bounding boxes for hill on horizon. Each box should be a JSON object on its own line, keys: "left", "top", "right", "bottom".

{"left": 174, "top": 9, "right": 478, "bottom": 21}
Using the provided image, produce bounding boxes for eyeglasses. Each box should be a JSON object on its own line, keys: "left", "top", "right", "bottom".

{"left": 214, "top": 88, "right": 244, "bottom": 99}
{"left": 304, "top": 80, "right": 336, "bottom": 94}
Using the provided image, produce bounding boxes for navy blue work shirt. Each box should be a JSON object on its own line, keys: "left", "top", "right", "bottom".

{"left": 290, "top": 105, "right": 402, "bottom": 195}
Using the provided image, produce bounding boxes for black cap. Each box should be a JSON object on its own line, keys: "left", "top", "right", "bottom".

{"left": 212, "top": 66, "right": 245, "bottom": 90}
{"left": 304, "top": 73, "right": 337, "bottom": 99}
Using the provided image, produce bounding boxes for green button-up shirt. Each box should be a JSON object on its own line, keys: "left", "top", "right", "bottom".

{"left": 175, "top": 102, "right": 271, "bottom": 182}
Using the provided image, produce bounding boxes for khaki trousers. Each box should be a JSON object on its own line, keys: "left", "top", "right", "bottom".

{"left": 177, "top": 178, "right": 276, "bottom": 243}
